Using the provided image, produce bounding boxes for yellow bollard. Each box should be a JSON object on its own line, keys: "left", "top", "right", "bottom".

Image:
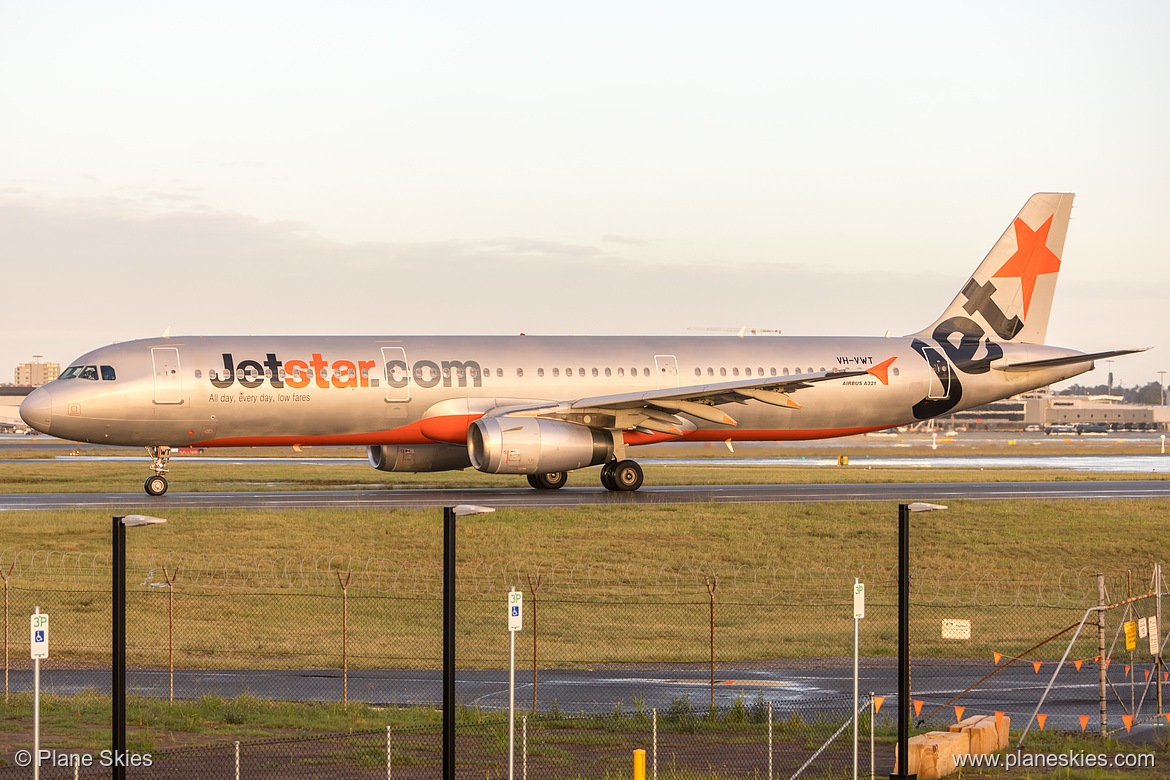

{"left": 633, "top": 748, "right": 646, "bottom": 780}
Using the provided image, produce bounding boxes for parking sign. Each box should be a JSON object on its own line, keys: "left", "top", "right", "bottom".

{"left": 30, "top": 613, "right": 49, "bottom": 660}
{"left": 508, "top": 591, "right": 522, "bottom": 632}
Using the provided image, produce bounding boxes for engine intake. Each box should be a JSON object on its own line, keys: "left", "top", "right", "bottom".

{"left": 367, "top": 444, "right": 471, "bottom": 473}
{"left": 467, "top": 418, "right": 612, "bottom": 474}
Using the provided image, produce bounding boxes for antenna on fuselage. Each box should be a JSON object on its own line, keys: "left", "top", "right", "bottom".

{"left": 162, "top": 326, "right": 172, "bottom": 338}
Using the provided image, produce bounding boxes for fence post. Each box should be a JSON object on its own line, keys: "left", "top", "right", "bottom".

{"left": 163, "top": 565, "right": 179, "bottom": 705}
{"left": 652, "top": 707, "right": 657, "bottom": 780}
{"left": 234, "top": 740, "right": 240, "bottom": 780}
{"left": 767, "top": 701, "right": 772, "bottom": 780}
{"left": 2, "top": 562, "right": 11, "bottom": 704}
{"left": 1098, "top": 572, "right": 1107, "bottom": 736}
{"left": 337, "top": 570, "right": 352, "bottom": 708}
{"left": 387, "top": 725, "right": 391, "bottom": 780}
{"left": 1157, "top": 563, "right": 1164, "bottom": 717}
{"left": 705, "top": 574, "right": 718, "bottom": 711}
{"left": 526, "top": 573, "right": 542, "bottom": 713}
{"left": 870, "top": 694, "right": 875, "bottom": 780}
{"left": 522, "top": 715, "right": 527, "bottom": 780}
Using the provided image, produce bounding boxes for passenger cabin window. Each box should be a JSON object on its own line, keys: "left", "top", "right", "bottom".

{"left": 605, "top": 368, "right": 612, "bottom": 377}
{"left": 516, "top": 368, "right": 524, "bottom": 377}
{"left": 720, "top": 368, "right": 727, "bottom": 377}
{"left": 732, "top": 368, "right": 740, "bottom": 377}
{"left": 643, "top": 367, "right": 650, "bottom": 377}
{"left": 892, "top": 367, "right": 900, "bottom": 377}
{"left": 745, "top": 368, "right": 751, "bottom": 376}
{"left": 592, "top": 368, "right": 598, "bottom": 377}
{"left": 579, "top": 368, "right": 585, "bottom": 377}
{"left": 193, "top": 369, "right": 201, "bottom": 380}
{"left": 694, "top": 368, "right": 702, "bottom": 377}
{"left": 553, "top": 368, "right": 560, "bottom": 377}
{"left": 497, "top": 368, "right": 503, "bottom": 378}
{"left": 101, "top": 365, "right": 117, "bottom": 381}
{"left": 537, "top": 368, "right": 545, "bottom": 377}
{"left": 707, "top": 367, "right": 714, "bottom": 376}
{"left": 618, "top": 368, "right": 625, "bottom": 377}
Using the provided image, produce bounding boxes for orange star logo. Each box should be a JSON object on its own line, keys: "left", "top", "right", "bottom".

{"left": 991, "top": 215, "right": 1061, "bottom": 319}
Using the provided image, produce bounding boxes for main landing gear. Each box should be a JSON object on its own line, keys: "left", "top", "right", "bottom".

{"left": 525, "top": 461, "right": 644, "bottom": 492}
{"left": 526, "top": 472, "right": 568, "bottom": 490}
{"left": 144, "top": 445, "right": 171, "bottom": 496}
{"left": 600, "top": 459, "right": 643, "bottom": 492}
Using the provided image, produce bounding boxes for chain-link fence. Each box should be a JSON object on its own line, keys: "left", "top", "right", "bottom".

{"left": 0, "top": 697, "right": 879, "bottom": 779}
{"left": 0, "top": 557, "right": 1165, "bottom": 776}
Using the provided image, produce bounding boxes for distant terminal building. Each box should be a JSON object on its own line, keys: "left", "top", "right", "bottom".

{"left": 946, "top": 390, "right": 1168, "bottom": 432}
{"left": 14, "top": 360, "right": 59, "bottom": 387}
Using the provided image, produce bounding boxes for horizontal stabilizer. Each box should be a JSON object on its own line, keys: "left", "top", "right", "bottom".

{"left": 994, "top": 348, "right": 1149, "bottom": 373}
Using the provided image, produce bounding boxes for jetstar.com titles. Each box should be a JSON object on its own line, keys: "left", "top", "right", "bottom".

{"left": 208, "top": 353, "right": 483, "bottom": 391}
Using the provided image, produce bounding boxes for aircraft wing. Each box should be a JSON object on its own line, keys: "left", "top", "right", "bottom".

{"left": 486, "top": 357, "right": 896, "bottom": 435}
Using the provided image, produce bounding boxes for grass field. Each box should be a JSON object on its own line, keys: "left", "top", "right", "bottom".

{"left": 0, "top": 500, "right": 1166, "bottom": 669}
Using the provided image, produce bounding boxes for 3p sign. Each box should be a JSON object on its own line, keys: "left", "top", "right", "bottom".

{"left": 30, "top": 613, "right": 49, "bottom": 660}
{"left": 508, "top": 591, "right": 523, "bottom": 632}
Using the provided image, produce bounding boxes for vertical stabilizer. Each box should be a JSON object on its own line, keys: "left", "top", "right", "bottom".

{"left": 914, "top": 193, "right": 1074, "bottom": 345}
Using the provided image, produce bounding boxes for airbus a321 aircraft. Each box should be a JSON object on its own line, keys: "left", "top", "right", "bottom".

{"left": 21, "top": 193, "right": 1142, "bottom": 496}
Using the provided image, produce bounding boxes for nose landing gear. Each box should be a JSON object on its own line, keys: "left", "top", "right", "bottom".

{"left": 144, "top": 445, "right": 171, "bottom": 496}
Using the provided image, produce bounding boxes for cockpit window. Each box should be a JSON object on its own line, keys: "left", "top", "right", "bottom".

{"left": 101, "top": 365, "right": 116, "bottom": 381}
{"left": 60, "top": 366, "right": 83, "bottom": 379}
{"left": 79, "top": 365, "right": 99, "bottom": 381}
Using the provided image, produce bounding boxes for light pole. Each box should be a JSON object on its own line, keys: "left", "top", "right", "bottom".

{"left": 891, "top": 502, "right": 946, "bottom": 780}
{"left": 444, "top": 505, "right": 495, "bottom": 780}
{"left": 113, "top": 515, "right": 166, "bottom": 780}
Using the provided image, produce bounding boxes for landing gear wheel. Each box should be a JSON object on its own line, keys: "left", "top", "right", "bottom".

{"left": 600, "top": 462, "right": 618, "bottom": 491}
{"left": 611, "top": 460, "right": 643, "bottom": 492}
{"left": 144, "top": 475, "right": 169, "bottom": 497}
{"left": 527, "top": 472, "right": 568, "bottom": 490}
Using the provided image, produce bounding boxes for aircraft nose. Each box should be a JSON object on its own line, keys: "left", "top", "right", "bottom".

{"left": 20, "top": 387, "right": 52, "bottom": 433}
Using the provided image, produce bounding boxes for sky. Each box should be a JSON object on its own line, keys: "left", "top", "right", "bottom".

{"left": 2, "top": 1, "right": 1168, "bottom": 391}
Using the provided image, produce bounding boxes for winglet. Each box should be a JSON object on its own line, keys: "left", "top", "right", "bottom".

{"left": 866, "top": 357, "right": 897, "bottom": 386}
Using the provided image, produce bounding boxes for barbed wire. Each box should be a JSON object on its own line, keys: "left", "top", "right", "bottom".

{"left": 1, "top": 547, "right": 1161, "bottom": 607}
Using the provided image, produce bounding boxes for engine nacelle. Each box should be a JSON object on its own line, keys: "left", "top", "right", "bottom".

{"left": 367, "top": 444, "right": 471, "bottom": 473}
{"left": 467, "top": 417, "right": 612, "bottom": 474}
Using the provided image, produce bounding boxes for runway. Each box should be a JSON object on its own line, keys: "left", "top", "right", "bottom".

{"left": 3, "top": 479, "right": 1170, "bottom": 511}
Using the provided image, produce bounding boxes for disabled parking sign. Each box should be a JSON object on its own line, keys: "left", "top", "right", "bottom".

{"left": 30, "top": 613, "right": 48, "bottom": 660}
{"left": 508, "top": 591, "right": 522, "bottom": 632}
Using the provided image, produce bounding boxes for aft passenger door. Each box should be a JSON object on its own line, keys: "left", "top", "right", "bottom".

{"left": 920, "top": 346, "right": 951, "bottom": 400}
{"left": 151, "top": 347, "right": 183, "bottom": 404}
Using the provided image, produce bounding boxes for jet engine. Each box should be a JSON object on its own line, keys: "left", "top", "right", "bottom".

{"left": 367, "top": 444, "right": 471, "bottom": 472}
{"left": 467, "top": 417, "right": 612, "bottom": 474}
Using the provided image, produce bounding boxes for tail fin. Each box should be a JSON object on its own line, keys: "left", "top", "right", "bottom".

{"left": 915, "top": 192, "right": 1074, "bottom": 345}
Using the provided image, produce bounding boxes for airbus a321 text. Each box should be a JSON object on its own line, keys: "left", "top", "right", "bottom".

{"left": 21, "top": 193, "right": 1143, "bottom": 495}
